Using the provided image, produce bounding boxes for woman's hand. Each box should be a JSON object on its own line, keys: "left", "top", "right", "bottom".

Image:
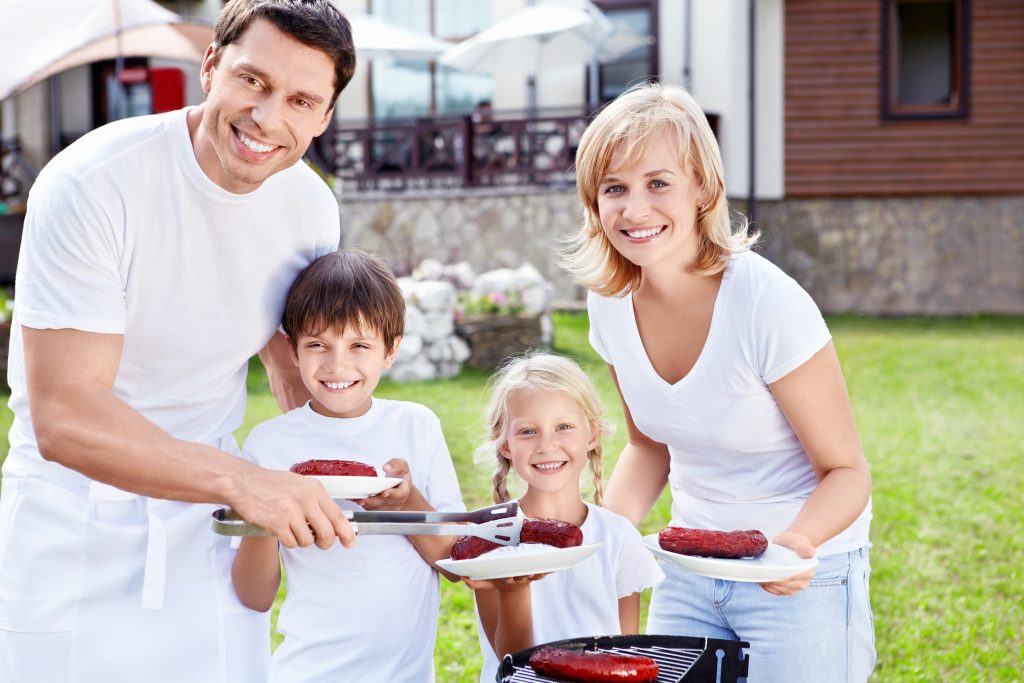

{"left": 759, "top": 530, "right": 816, "bottom": 596}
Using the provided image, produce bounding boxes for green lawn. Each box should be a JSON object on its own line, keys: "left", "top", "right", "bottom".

{"left": 2, "top": 313, "right": 1022, "bottom": 681}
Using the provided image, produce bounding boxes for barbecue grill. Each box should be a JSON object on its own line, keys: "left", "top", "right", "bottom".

{"left": 497, "top": 634, "right": 749, "bottom": 683}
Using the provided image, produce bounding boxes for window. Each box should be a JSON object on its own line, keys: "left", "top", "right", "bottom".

{"left": 594, "top": 0, "right": 658, "bottom": 105}
{"left": 371, "top": 0, "right": 492, "bottom": 120}
{"left": 882, "top": 0, "right": 969, "bottom": 119}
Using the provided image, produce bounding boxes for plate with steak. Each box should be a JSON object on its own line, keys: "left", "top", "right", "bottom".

{"left": 289, "top": 459, "right": 402, "bottom": 499}
{"left": 642, "top": 529, "right": 818, "bottom": 582}
{"left": 438, "top": 517, "right": 599, "bottom": 580}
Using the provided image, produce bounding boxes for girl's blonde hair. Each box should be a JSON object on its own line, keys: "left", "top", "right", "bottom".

{"left": 563, "top": 82, "right": 758, "bottom": 297}
{"left": 473, "top": 352, "right": 611, "bottom": 506}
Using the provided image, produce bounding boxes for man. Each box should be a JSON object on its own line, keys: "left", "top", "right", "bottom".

{"left": 0, "top": 2, "right": 358, "bottom": 680}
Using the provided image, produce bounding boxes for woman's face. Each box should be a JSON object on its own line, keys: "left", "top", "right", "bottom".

{"left": 596, "top": 131, "right": 702, "bottom": 273}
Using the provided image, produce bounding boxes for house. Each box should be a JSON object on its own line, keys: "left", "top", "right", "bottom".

{"left": 2, "top": 0, "right": 1021, "bottom": 312}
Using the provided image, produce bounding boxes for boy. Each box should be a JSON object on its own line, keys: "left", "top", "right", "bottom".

{"left": 232, "top": 249, "right": 465, "bottom": 682}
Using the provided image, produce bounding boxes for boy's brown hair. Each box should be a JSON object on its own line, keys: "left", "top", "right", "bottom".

{"left": 283, "top": 249, "right": 405, "bottom": 351}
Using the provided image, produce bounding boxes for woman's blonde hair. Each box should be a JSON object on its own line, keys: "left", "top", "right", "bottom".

{"left": 473, "top": 352, "right": 611, "bottom": 506}
{"left": 563, "top": 82, "right": 757, "bottom": 297}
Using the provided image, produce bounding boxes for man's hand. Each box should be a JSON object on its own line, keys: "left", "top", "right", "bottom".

{"left": 229, "top": 464, "right": 355, "bottom": 549}
{"left": 258, "top": 331, "right": 311, "bottom": 413}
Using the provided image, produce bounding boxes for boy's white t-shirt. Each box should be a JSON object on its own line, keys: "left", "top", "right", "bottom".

{"left": 476, "top": 503, "right": 664, "bottom": 683}
{"left": 588, "top": 250, "right": 871, "bottom": 556}
{"left": 6, "top": 107, "right": 340, "bottom": 480}
{"left": 242, "top": 399, "right": 466, "bottom": 683}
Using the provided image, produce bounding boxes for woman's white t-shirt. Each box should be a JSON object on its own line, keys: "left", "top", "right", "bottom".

{"left": 588, "top": 250, "right": 871, "bottom": 556}
{"left": 476, "top": 503, "right": 664, "bottom": 683}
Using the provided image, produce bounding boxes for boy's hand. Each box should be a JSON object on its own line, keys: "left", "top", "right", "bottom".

{"left": 463, "top": 573, "right": 549, "bottom": 592}
{"left": 356, "top": 458, "right": 412, "bottom": 510}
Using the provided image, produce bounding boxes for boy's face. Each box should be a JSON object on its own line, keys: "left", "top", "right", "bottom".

{"left": 196, "top": 18, "right": 336, "bottom": 194}
{"left": 290, "top": 324, "right": 400, "bottom": 419}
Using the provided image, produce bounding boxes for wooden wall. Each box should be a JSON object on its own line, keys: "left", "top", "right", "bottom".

{"left": 785, "top": 0, "right": 1024, "bottom": 196}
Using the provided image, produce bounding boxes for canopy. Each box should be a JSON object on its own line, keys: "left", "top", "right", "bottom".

{"left": 0, "top": 0, "right": 212, "bottom": 102}
{"left": 346, "top": 12, "right": 453, "bottom": 61}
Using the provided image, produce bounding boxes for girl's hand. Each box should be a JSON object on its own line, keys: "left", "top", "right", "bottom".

{"left": 464, "top": 573, "right": 549, "bottom": 592}
{"left": 759, "top": 530, "right": 816, "bottom": 596}
{"left": 356, "top": 458, "right": 412, "bottom": 510}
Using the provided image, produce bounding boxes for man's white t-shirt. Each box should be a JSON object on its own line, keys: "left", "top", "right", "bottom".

{"left": 5, "top": 107, "right": 340, "bottom": 480}
{"left": 588, "top": 250, "right": 871, "bottom": 556}
{"left": 475, "top": 503, "right": 664, "bottom": 683}
{"left": 242, "top": 399, "right": 466, "bottom": 683}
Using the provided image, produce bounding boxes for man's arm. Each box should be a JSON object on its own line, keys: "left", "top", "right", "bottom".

{"left": 258, "top": 330, "right": 312, "bottom": 413}
{"left": 23, "top": 326, "right": 353, "bottom": 549}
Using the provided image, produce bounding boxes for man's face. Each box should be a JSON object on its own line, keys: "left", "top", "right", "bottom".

{"left": 195, "top": 18, "right": 336, "bottom": 193}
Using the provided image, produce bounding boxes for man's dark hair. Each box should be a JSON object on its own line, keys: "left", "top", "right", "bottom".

{"left": 283, "top": 249, "right": 405, "bottom": 352}
{"left": 213, "top": 0, "right": 357, "bottom": 108}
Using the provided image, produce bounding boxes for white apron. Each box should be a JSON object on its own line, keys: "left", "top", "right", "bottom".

{"left": 0, "top": 437, "right": 270, "bottom": 683}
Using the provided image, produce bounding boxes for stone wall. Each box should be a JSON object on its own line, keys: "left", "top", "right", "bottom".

{"left": 341, "top": 188, "right": 1024, "bottom": 315}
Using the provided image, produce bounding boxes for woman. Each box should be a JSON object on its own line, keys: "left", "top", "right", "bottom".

{"left": 562, "top": 82, "right": 875, "bottom": 681}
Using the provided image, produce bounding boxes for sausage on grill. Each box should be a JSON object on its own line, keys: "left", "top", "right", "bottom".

{"left": 528, "top": 646, "right": 659, "bottom": 683}
{"left": 450, "top": 517, "right": 583, "bottom": 561}
{"left": 658, "top": 526, "right": 768, "bottom": 559}
{"left": 289, "top": 459, "right": 377, "bottom": 477}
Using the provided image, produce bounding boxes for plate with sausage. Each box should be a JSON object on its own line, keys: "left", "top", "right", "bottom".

{"left": 290, "top": 459, "right": 402, "bottom": 499}
{"left": 642, "top": 529, "right": 818, "bottom": 582}
{"left": 437, "top": 542, "right": 603, "bottom": 580}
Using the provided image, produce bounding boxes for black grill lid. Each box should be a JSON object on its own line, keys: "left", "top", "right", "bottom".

{"left": 497, "top": 634, "right": 749, "bottom": 683}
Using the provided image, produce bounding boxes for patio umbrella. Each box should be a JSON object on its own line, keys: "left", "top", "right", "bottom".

{"left": 346, "top": 12, "right": 454, "bottom": 61}
{"left": 437, "top": 0, "right": 650, "bottom": 112}
{"left": 0, "top": 0, "right": 212, "bottom": 102}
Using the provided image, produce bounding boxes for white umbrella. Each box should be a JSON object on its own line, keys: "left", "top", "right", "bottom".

{"left": 0, "top": 0, "right": 211, "bottom": 102}
{"left": 346, "top": 12, "right": 454, "bottom": 61}
{"left": 438, "top": 0, "right": 650, "bottom": 111}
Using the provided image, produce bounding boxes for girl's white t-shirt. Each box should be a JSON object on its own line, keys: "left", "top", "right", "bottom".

{"left": 588, "top": 250, "right": 871, "bottom": 556}
{"left": 243, "top": 399, "right": 466, "bottom": 683}
{"left": 476, "top": 503, "right": 664, "bottom": 683}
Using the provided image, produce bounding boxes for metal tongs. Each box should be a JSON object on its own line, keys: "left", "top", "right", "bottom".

{"left": 212, "top": 501, "right": 523, "bottom": 546}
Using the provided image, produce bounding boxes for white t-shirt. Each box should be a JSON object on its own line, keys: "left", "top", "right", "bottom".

{"left": 588, "top": 250, "right": 871, "bottom": 556}
{"left": 242, "top": 399, "right": 466, "bottom": 683}
{"left": 5, "top": 107, "right": 340, "bottom": 480}
{"left": 476, "top": 503, "right": 664, "bottom": 683}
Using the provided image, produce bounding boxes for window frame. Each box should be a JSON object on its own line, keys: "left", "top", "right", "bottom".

{"left": 592, "top": 0, "right": 660, "bottom": 106}
{"left": 881, "top": 0, "right": 971, "bottom": 120}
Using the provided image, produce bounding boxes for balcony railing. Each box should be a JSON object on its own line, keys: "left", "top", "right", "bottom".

{"left": 319, "top": 111, "right": 591, "bottom": 193}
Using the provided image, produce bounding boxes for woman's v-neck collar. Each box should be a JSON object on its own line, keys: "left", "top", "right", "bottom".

{"left": 625, "top": 256, "right": 736, "bottom": 391}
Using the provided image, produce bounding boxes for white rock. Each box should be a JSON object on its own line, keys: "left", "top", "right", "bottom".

{"left": 437, "top": 361, "right": 461, "bottom": 379}
{"left": 422, "top": 310, "right": 455, "bottom": 341}
{"left": 472, "top": 268, "right": 517, "bottom": 297}
{"left": 520, "top": 283, "right": 551, "bottom": 316}
{"left": 540, "top": 313, "right": 554, "bottom": 346}
{"left": 396, "top": 276, "right": 417, "bottom": 303}
{"left": 413, "top": 258, "right": 444, "bottom": 281}
{"left": 389, "top": 356, "right": 437, "bottom": 382}
{"left": 449, "top": 335, "right": 471, "bottom": 363}
{"left": 513, "top": 262, "right": 546, "bottom": 289}
{"left": 444, "top": 261, "right": 477, "bottom": 290}
{"left": 412, "top": 280, "right": 456, "bottom": 311}
{"left": 404, "top": 304, "right": 428, "bottom": 339}
{"left": 394, "top": 333, "right": 423, "bottom": 363}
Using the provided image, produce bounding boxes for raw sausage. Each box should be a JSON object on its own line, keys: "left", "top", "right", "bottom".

{"left": 658, "top": 527, "right": 767, "bottom": 559}
{"left": 289, "top": 459, "right": 377, "bottom": 477}
{"left": 450, "top": 518, "right": 583, "bottom": 560}
{"left": 528, "top": 646, "right": 659, "bottom": 683}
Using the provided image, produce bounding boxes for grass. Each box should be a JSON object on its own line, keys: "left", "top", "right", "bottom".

{"left": 2, "top": 313, "right": 1022, "bottom": 681}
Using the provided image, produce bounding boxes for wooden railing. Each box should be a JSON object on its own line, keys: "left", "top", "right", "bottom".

{"left": 321, "top": 111, "right": 591, "bottom": 192}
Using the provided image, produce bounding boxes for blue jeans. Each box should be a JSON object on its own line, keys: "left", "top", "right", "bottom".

{"left": 647, "top": 547, "right": 876, "bottom": 682}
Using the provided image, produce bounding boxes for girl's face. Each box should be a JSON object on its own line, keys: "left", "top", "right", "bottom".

{"left": 501, "top": 388, "right": 598, "bottom": 500}
{"left": 597, "top": 130, "right": 702, "bottom": 273}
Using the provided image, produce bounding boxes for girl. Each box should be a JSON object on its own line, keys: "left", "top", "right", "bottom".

{"left": 563, "top": 82, "right": 875, "bottom": 681}
{"left": 465, "top": 352, "right": 663, "bottom": 683}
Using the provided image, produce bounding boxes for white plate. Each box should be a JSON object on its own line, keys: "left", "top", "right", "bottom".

{"left": 437, "top": 543, "right": 603, "bottom": 580}
{"left": 313, "top": 475, "right": 403, "bottom": 499}
{"left": 642, "top": 534, "right": 819, "bottom": 583}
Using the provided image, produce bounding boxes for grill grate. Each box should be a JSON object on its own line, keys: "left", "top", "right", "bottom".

{"left": 498, "top": 635, "right": 749, "bottom": 683}
{"left": 507, "top": 644, "right": 703, "bottom": 682}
